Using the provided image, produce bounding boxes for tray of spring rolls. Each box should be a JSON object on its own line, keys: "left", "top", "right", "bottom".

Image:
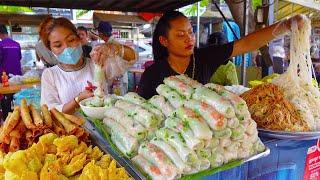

{"left": 81, "top": 75, "right": 270, "bottom": 180}
{"left": 0, "top": 98, "right": 133, "bottom": 179}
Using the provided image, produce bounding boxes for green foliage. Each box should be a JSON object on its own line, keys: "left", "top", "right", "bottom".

{"left": 76, "top": 9, "right": 89, "bottom": 18}
{"left": 183, "top": 0, "right": 209, "bottom": 16}
{"left": 252, "top": 0, "right": 263, "bottom": 10}
{"left": 0, "top": 5, "right": 33, "bottom": 13}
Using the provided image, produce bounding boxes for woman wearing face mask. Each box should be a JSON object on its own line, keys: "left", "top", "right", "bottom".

{"left": 39, "top": 17, "right": 137, "bottom": 114}
{"left": 138, "top": 11, "right": 305, "bottom": 99}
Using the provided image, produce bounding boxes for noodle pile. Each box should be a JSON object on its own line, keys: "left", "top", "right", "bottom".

{"left": 241, "top": 83, "right": 308, "bottom": 131}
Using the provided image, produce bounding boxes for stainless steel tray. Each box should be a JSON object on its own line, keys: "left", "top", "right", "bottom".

{"left": 258, "top": 128, "right": 320, "bottom": 140}
{"left": 85, "top": 118, "right": 270, "bottom": 179}
{"left": 83, "top": 120, "right": 145, "bottom": 180}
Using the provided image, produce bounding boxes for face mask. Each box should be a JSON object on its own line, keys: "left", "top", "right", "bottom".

{"left": 55, "top": 45, "right": 83, "bottom": 65}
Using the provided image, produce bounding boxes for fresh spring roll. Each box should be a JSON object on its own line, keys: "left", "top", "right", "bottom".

{"left": 245, "top": 120, "right": 258, "bottom": 135}
{"left": 195, "top": 149, "right": 211, "bottom": 171}
{"left": 184, "top": 99, "right": 227, "bottom": 130}
{"left": 139, "top": 142, "right": 180, "bottom": 180}
{"left": 222, "top": 148, "right": 238, "bottom": 163}
{"left": 123, "top": 92, "right": 146, "bottom": 105}
{"left": 165, "top": 116, "right": 204, "bottom": 150}
{"left": 214, "top": 128, "right": 232, "bottom": 138}
{"left": 141, "top": 102, "right": 165, "bottom": 123}
{"left": 208, "top": 151, "right": 224, "bottom": 168}
{"left": 156, "top": 84, "right": 185, "bottom": 108}
{"left": 238, "top": 147, "right": 251, "bottom": 159}
{"left": 103, "top": 117, "right": 138, "bottom": 156}
{"left": 193, "top": 86, "right": 235, "bottom": 118}
{"left": 104, "top": 107, "right": 146, "bottom": 139}
{"left": 219, "top": 137, "right": 232, "bottom": 147}
{"left": 253, "top": 139, "right": 265, "bottom": 152}
{"left": 103, "top": 94, "right": 120, "bottom": 107}
{"left": 175, "top": 107, "right": 212, "bottom": 140}
{"left": 226, "top": 142, "right": 240, "bottom": 153}
{"left": 204, "top": 137, "right": 219, "bottom": 150}
{"left": 227, "top": 118, "right": 240, "bottom": 128}
{"left": 156, "top": 128, "right": 199, "bottom": 167}
{"left": 231, "top": 124, "right": 245, "bottom": 140}
{"left": 132, "top": 155, "right": 165, "bottom": 180}
{"left": 115, "top": 100, "right": 160, "bottom": 129}
{"left": 151, "top": 137, "right": 191, "bottom": 173}
{"left": 164, "top": 76, "right": 194, "bottom": 99}
{"left": 175, "top": 74, "right": 202, "bottom": 89}
{"left": 149, "top": 95, "right": 175, "bottom": 117}
{"left": 205, "top": 83, "right": 251, "bottom": 120}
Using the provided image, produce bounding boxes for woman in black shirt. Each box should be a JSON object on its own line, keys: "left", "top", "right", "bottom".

{"left": 138, "top": 11, "right": 304, "bottom": 99}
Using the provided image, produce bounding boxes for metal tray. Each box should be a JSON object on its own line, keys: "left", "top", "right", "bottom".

{"left": 83, "top": 120, "right": 145, "bottom": 180}
{"left": 86, "top": 118, "right": 271, "bottom": 179}
{"left": 258, "top": 128, "right": 320, "bottom": 140}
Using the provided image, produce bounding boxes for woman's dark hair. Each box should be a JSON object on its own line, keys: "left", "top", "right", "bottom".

{"left": 39, "top": 17, "right": 78, "bottom": 50}
{"left": 152, "top": 11, "right": 187, "bottom": 63}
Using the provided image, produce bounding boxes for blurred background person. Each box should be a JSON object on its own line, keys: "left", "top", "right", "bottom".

{"left": 77, "top": 26, "right": 92, "bottom": 58}
{"left": 35, "top": 40, "right": 58, "bottom": 67}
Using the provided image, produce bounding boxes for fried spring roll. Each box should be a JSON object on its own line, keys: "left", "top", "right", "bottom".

{"left": 41, "top": 104, "right": 53, "bottom": 127}
{"left": 63, "top": 113, "right": 85, "bottom": 126}
{"left": 30, "top": 104, "right": 43, "bottom": 127}
{"left": 21, "top": 99, "right": 36, "bottom": 129}
{"left": 51, "top": 108, "right": 77, "bottom": 133}
{"left": 0, "top": 107, "right": 20, "bottom": 142}
{"left": 25, "top": 130, "right": 34, "bottom": 146}
{"left": 9, "top": 137, "right": 20, "bottom": 152}
{"left": 52, "top": 120, "right": 66, "bottom": 136}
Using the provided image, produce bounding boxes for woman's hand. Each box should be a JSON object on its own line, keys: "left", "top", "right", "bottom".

{"left": 90, "top": 43, "right": 122, "bottom": 67}
{"left": 77, "top": 90, "right": 94, "bottom": 102}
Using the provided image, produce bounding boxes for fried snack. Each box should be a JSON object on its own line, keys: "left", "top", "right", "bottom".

{"left": 30, "top": 104, "right": 43, "bottom": 127}
{"left": 51, "top": 108, "right": 77, "bottom": 133}
{"left": 0, "top": 107, "right": 20, "bottom": 142}
{"left": 9, "top": 137, "right": 19, "bottom": 152}
{"left": 25, "top": 130, "right": 34, "bottom": 146}
{"left": 63, "top": 113, "right": 85, "bottom": 126}
{"left": 41, "top": 104, "right": 53, "bottom": 128}
{"left": 20, "top": 99, "right": 35, "bottom": 129}
{"left": 241, "top": 83, "right": 308, "bottom": 131}
{"left": 52, "top": 121, "right": 66, "bottom": 136}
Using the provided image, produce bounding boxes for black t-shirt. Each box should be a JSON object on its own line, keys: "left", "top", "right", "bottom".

{"left": 138, "top": 42, "right": 234, "bottom": 99}
{"left": 82, "top": 45, "right": 92, "bottom": 58}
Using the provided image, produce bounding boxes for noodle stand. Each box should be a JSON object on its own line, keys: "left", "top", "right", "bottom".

{"left": 2, "top": 0, "right": 320, "bottom": 179}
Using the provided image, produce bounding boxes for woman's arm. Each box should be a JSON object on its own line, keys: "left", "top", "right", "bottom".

{"left": 231, "top": 14, "right": 305, "bottom": 57}
{"left": 62, "top": 90, "right": 93, "bottom": 114}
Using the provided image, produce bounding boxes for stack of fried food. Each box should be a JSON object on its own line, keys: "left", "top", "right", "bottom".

{"left": 0, "top": 99, "right": 89, "bottom": 153}
{"left": 240, "top": 83, "right": 309, "bottom": 131}
{"left": 0, "top": 133, "right": 130, "bottom": 179}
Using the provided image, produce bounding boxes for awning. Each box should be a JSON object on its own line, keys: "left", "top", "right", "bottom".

{"left": 0, "top": 0, "right": 200, "bottom": 12}
{"left": 93, "top": 13, "right": 148, "bottom": 28}
{"left": 0, "top": 12, "right": 50, "bottom": 26}
{"left": 275, "top": 0, "right": 320, "bottom": 21}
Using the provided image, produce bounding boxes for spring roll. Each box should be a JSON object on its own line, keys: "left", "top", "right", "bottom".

{"left": 103, "top": 94, "right": 120, "bottom": 107}
{"left": 253, "top": 139, "right": 265, "bottom": 152}
{"left": 20, "top": 99, "right": 36, "bottom": 129}
{"left": 156, "top": 84, "right": 185, "bottom": 108}
{"left": 141, "top": 102, "right": 165, "bottom": 123}
{"left": 226, "top": 142, "right": 240, "bottom": 153}
{"left": 9, "top": 137, "right": 20, "bottom": 152}
{"left": 123, "top": 92, "right": 146, "bottom": 105}
{"left": 205, "top": 83, "right": 251, "bottom": 120}
{"left": 132, "top": 155, "right": 165, "bottom": 180}
{"left": 103, "top": 117, "right": 138, "bottom": 156}
{"left": 184, "top": 99, "right": 227, "bottom": 130}
{"left": 219, "top": 137, "right": 232, "bottom": 147}
{"left": 214, "top": 128, "right": 232, "bottom": 139}
{"left": 156, "top": 128, "right": 199, "bottom": 167}
{"left": 63, "top": 113, "right": 85, "bottom": 126}
{"left": 0, "top": 107, "right": 20, "bottom": 142}
{"left": 29, "top": 104, "right": 43, "bottom": 127}
{"left": 51, "top": 108, "right": 77, "bottom": 133}
{"left": 223, "top": 148, "right": 238, "bottom": 163}
{"left": 195, "top": 149, "right": 211, "bottom": 171}
{"left": 175, "top": 74, "right": 202, "bottom": 89}
{"left": 238, "top": 147, "right": 251, "bottom": 159}
{"left": 139, "top": 142, "right": 179, "bottom": 180}
{"left": 246, "top": 120, "right": 257, "bottom": 135}
{"left": 25, "top": 130, "right": 34, "bottom": 146}
{"left": 149, "top": 95, "right": 174, "bottom": 117}
{"left": 151, "top": 137, "right": 191, "bottom": 173}
{"left": 164, "top": 76, "right": 194, "bottom": 99}
{"left": 175, "top": 107, "right": 212, "bottom": 140}
{"left": 193, "top": 87, "right": 235, "bottom": 118}
{"left": 165, "top": 116, "right": 204, "bottom": 149}
{"left": 41, "top": 104, "right": 53, "bottom": 127}
{"left": 208, "top": 151, "right": 224, "bottom": 168}
{"left": 104, "top": 107, "right": 146, "bottom": 139}
{"left": 231, "top": 124, "right": 245, "bottom": 140}
{"left": 52, "top": 120, "right": 66, "bottom": 136}
{"left": 115, "top": 100, "right": 159, "bottom": 129}
{"left": 227, "top": 118, "right": 240, "bottom": 128}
